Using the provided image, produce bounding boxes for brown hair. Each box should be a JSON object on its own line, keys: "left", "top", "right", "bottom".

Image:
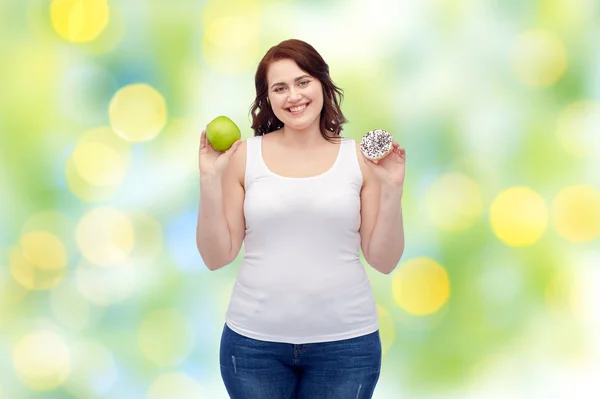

{"left": 249, "top": 39, "right": 348, "bottom": 143}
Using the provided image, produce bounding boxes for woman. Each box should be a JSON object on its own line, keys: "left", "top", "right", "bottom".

{"left": 197, "top": 39, "right": 406, "bottom": 399}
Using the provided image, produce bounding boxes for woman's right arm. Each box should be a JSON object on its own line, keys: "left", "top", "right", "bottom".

{"left": 196, "top": 130, "right": 246, "bottom": 271}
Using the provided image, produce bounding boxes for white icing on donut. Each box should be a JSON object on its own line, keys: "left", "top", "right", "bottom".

{"left": 360, "top": 129, "right": 393, "bottom": 160}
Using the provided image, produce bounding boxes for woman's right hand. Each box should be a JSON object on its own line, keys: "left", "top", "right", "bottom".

{"left": 198, "top": 128, "right": 242, "bottom": 178}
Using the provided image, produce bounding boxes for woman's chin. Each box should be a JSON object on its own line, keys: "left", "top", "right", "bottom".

{"left": 281, "top": 118, "right": 319, "bottom": 132}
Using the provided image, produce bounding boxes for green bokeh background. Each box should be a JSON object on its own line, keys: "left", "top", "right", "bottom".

{"left": 1, "top": 0, "right": 599, "bottom": 398}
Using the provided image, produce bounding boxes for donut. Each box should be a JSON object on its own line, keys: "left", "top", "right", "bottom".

{"left": 360, "top": 129, "right": 394, "bottom": 162}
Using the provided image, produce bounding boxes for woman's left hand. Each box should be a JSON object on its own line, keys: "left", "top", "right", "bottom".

{"left": 363, "top": 141, "right": 406, "bottom": 187}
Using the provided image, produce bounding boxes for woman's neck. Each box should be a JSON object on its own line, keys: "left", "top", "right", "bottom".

{"left": 279, "top": 122, "right": 334, "bottom": 148}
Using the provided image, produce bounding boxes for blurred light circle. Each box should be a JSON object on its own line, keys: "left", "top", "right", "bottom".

{"left": 76, "top": 206, "right": 134, "bottom": 266}
{"left": 511, "top": 29, "right": 567, "bottom": 87}
{"left": 202, "top": 1, "right": 260, "bottom": 74}
{"left": 21, "top": 211, "right": 76, "bottom": 250}
{"left": 20, "top": 231, "right": 67, "bottom": 270}
{"left": 490, "top": 187, "right": 548, "bottom": 246}
{"left": 392, "top": 257, "right": 450, "bottom": 315}
{"left": 75, "top": 127, "right": 130, "bottom": 158}
{"left": 147, "top": 373, "right": 203, "bottom": 399}
{"left": 10, "top": 231, "right": 68, "bottom": 291}
{"left": 50, "top": 0, "right": 110, "bottom": 43}
{"left": 65, "top": 157, "right": 119, "bottom": 202}
{"left": 10, "top": 247, "right": 64, "bottom": 291}
{"left": 552, "top": 185, "right": 600, "bottom": 243}
{"left": 75, "top": 259, "right": 138, "bottom": 306}
{"left": 109, "top": 84, "right": 168, "bottom": 142}
{"left": 377, "top": 305, "right": 396, "bottom": 356}
{"left": 556, "top": 101, "right": 600, "bottom": 158}
{"left": 65, "top": 340, "right": 117, "bottom": 397}
{"left": 12, "top": 330, "right": 71, "bottom": 391}
{"left": 0, "top": 258, "right": 30, "bottom": 306}
{"left": 424, "top": 172, "right": 483, "bottom": 231}
{"left": 72, "top": 141, "right": 127, "bottom": 186}
{"left": 138, "top": 309, "right": 195, "bottom": 367}
{"left": 66, "top": 126, "right": 131, "bottom": 202}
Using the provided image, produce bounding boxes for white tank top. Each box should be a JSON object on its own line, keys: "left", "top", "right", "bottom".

{"left": 224, "top": 135, "right": 379, "bottom": 344}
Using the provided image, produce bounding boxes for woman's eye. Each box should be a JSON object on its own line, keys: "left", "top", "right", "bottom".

{"left": 274, "top": 87, "right": 284, "bottom": 93}
{"left": 299, "top": 80, "right": 310, "bottom": 86}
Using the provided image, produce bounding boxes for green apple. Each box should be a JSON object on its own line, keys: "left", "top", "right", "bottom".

{"left": 206, "top": 115, "right": 241, "bottom": 152}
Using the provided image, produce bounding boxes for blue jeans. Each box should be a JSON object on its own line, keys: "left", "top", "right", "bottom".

{"left": 219, "top": 323, "right": 382, "bottom": 399}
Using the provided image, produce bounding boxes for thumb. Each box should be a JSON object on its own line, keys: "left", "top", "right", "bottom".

{"left": 225, "top": 140, "right": 242, "bottom": 159}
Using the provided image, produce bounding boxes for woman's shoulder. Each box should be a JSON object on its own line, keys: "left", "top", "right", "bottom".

{"left": 227, "top": 139, "right": 248, "bottom": 185}
{"left": 345, "top": 136, "right": 373, "bottom": 186}
{"left": 245, "top": 135, "right": 263, "bottom": 142}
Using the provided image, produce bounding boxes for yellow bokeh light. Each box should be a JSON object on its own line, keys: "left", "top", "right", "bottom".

{"left": 511, "top": 29, "right": 567, "bottom": 87}
{"left": 76, "top": 206, "right": 134, "bottom": 267}
{"left": 21, "top": 211, "right": 75, "bottom": 251}
{"left": 109, "top": 84, "right": 168, "bottom": 142}
{"left": 138, "top": 309, "right": 194, "bottom": 367}
{"left": 424, "top": 172, "right": 483, "bottom": 231}
{"left": 392, "top": 257, "right": 450, "bottom": 315}
{"left": 0, "top": 265, "right": 29, "bottom": 307}
{"left": 72, "top": 142, "right": 128, "bottom": 186}
{"left": 202, "top": 0, "right": 261, "bottom": 74}
{"left": 12, "top": 330, "right": 71, "bottom": 391}
{"left": 50, "top": 0, "right": 110, "bottom": 43}
{"left": 556, "top": 101, "right": 600, "bottom": 158}
{"left": 10, "top": 231, "right": 68, "bottom": 290}
{"left": 65, "top": 157, "right": 118, "bottom": 202}
{"left": 489, "top": 187, "right": 548, "bottom": 246}
{"left": 377, "top": 305, "right": 396, "bottom": 356}
{"left": 10, "top": 248, "right": 58, "bottom": 291}
{"left": 19, "top": 231, "right": 67, "bottom": 270}
{"left": 552, "top": 185, "right": 600, "bottom": 243}
{"left": 147, "top": 373, "right": 203, "bottom": 399}
{"left": 66, "top": 126, "right": 131, "bottom": 202}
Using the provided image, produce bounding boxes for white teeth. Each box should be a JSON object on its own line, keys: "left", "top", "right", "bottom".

{"left": 289, "top": 104, "right": 308, "bottom": 112}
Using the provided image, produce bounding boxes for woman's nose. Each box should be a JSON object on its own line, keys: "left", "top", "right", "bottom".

{"left": 287, "top": 88, "right": 302, "bottom": 102}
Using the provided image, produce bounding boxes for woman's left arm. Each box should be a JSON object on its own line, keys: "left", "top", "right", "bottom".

{"left": 357, "top": 141, "right": 406, "bottom": 275}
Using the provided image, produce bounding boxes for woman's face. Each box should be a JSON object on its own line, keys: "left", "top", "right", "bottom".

{"left": 266, "top": 59, "right": 324, "bottom": 132}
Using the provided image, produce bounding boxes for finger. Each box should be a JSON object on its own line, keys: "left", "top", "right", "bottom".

{"left": 226, "top": 140, "right": 242, "bottom": 158}
{"left": 202, "top": 128, "right": 220, "bottom": 154}
{"left": 200, "top": 128, "right": 207, "bottom": 150}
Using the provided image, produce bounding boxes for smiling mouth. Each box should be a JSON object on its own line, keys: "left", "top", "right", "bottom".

{"left": 287, "top": 102, "right": 310, "bottom": 115}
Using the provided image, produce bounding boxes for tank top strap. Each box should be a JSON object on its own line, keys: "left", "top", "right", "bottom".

{"left": 244, "top": 135, "right": 267, "bottom": 189}
{"left": 335, "top": 137, "right": 363, "bottom": 182}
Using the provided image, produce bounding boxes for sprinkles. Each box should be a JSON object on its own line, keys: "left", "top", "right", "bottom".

{"left": 360, "top": 129, "right": 393, "bottom": 161}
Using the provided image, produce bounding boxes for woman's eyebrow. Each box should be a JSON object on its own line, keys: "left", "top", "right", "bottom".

{"left": 270, "top": 75, "right": 312, "bottom": 89}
